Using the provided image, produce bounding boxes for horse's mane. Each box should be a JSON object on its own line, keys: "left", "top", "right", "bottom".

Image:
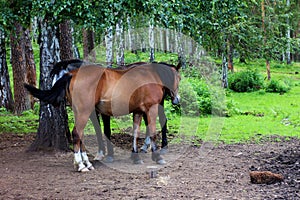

{"left": 152, "top": 61, "right": 179, "bottom": 69}
{"left": 50, "top": 59, "right": 84, "bottom": 77}
{"left": 50, "top": 59, "right": 179, "bottom": 79}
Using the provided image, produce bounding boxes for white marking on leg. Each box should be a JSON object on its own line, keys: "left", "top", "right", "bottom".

{"left": 74, "top": 152, "right": 87, "bottom": 172}
{"left": 82, "top": 152, "right": 94, "bottom": 170}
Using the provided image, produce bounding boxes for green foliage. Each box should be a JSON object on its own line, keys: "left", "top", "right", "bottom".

{"left": 228, "top": 69, "right": 264, "bottom": 92}
{"left": 0, "top": 108, "right": 38, "bottom": 133}
{"left": 174, "top": 77, "right": 226, "bottom": 117}
{"left": 176, "top": 78, "right": 200, "bottom": 116}
{"left": 265, "top": 79, "right": 291, "bottom": 94}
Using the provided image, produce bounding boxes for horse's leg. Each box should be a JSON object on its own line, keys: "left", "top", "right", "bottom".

{"left": 131, "top": 113, "right": 143, "bottom": 164}
{"left": 140, "top": 113, "right": 151, "bottom": 153}
{"left": 148, "top": 104, "right": 166, "bottom": 165}
{"left": 102, "top": 114, "right": 114, "bottom": 163}
{"left": 158, "top": 100, "right": 168, "bottom": 154}
{"left": 73, "top": 111, "right": 94, "bottom": 172}
{"left": 90, "top": 110, "right": 105, "bottom": 161}
{"left": 141, "top": 100, "right": 168, "bottom": 154}
{"left": 80, "top": 140, "right": 94, "bottom": 171}
{"left": 72, "top": 127, "right": 89, "bottom": 172}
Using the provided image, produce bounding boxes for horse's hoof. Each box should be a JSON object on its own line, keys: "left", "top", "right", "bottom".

{"left": 134, "top": 159, "right": 144, "bottom": 164}
{"left": 88, "top": 166, "right": 95, "bottom": 170}
{"left": 131, "top": 152, "right": 143, "bottom": 164}
{"left": 104, "top": 156, "right": 114, "bottom": 163}
{"left": 94, "top": 153, "right": 104, "bottom": 161}
{"left": 160, "top": 147, "right": 168, "bottom": 155}
{"left": 156, "top": 159, "right": 166, "bottom": 165}
{"left": 80, "top": 167, "right": 90, "bottom": 172}
{"left": 140, "top": 149, "right": 148, "bottom": 153}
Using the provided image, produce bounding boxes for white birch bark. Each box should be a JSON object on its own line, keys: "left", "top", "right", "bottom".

{"left": 116, "top": 20, "right": 124, "bottom": 67}
{"left": 286, "top": 0, "right": 291, "bottom": 64}
{"left": 0, "top": 30, "right": 14, "bottom": 111}
{"left": 149, "top": 19, "right": 155, "bottom": 62}
{"left": 105, "top": 26, "right": 113, "bottom": 68}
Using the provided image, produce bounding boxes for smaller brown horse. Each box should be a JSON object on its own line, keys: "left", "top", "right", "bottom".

{"left": 25, "top": 62, "right": 180, "bottom": 172}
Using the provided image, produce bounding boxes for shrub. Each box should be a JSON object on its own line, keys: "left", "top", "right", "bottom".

{"left": 166, "top": 77, "right": 226, "bottom": 116}
{"left": 228, "top": 70, "right": 264, "bottom": 92}
{"left": 265, "top": 79, "right": 291, "bottom": 94}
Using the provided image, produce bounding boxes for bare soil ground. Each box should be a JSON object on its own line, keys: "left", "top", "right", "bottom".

{"left": 0, "top": 133, "right": 299, "bottom": 200}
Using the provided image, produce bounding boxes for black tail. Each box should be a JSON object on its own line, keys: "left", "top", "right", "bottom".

{"left": 24, "top": 74, "right": 72, "bottom": 106}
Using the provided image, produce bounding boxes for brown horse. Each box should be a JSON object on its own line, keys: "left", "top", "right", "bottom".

{"left": 25, "top": 62, "right": 180, "bottom": 172}
{"left": 50, "top": 59, "right": 171, "bottom": 163}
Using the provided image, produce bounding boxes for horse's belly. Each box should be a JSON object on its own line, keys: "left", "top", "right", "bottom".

{"left": 96, "top": 100, "right": 130, "bottom": 116}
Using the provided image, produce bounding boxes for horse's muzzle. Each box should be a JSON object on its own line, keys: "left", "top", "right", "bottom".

{"left": 172, "top": 95, "right": 180, "bottom": 105}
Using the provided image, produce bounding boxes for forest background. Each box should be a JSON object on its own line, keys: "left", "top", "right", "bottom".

{"left": 0, "top": 0, "right": 299, "bottom": 151}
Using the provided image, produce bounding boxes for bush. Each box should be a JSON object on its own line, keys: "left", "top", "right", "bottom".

{"left": 228, "top": 70, "right": 264, "bottom": 92}
{"left": 265, "top": 79, "right": 291, "bottom": 94}
{"left": 167, "top": 77, "right": 226, "bottom": 116}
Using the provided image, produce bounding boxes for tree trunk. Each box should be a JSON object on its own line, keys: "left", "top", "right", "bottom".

{"left": 177, "top": 30, "right": 186, "bottom": 68}
{"left": 164, "top": 29, "right": 168, "bottom": 53}
{"left": 29, "top": 19, "right": 69, "bottom": 151}
{"left": 0, "top": 30, "right": 14, "bottom": 111}
{"left": 149, "top": 20, "right": 155, "bottom": 62}
{"left": 59, "top": 20, "right": 74, "bottom": 144}
{"left": 116, "top": 20, "right": 124, "bottom": 67}
{"left": 227, "top": 38, "right": 234, "bottom": 72}
{"left": 222, "top": 54, "right": 228, "bottom": 88}
{"left": 295, "top": 20, "right": 300, "bottom": 62}
{"left": 159, "top": 28, "right": 164, "bottom": 52}
{"left": 286, "top": 0, "right": 291, "bottom": 65}
{"left": 266, "top": 59, "right": 271, "bottom": 80}
{"left": 83, "top": 29, "right": 95, "bottom": 62}
{"left": 59, "top": 20, "right": 73, "bottom": 60}
{"left": 127, "top": 17, "right": 136, "bottom": 54}
{"left": 24, "top": 28, "right": 37, "bottom": 109}
{"left": 10, "top": 22, "right": 31, "bottom": 115}
{"left": 261, "top": 0, "right": 271, "bottom": 80}
{"left": 105, "top": 26, "right": 113, "bottom": 68}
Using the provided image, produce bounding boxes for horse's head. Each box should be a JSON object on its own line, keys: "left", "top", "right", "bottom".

{"left": 169, "top": 65, "right": 181, "bottom": 105}
{"left": 156, "top": 62, "right": 181, "bottom": 105}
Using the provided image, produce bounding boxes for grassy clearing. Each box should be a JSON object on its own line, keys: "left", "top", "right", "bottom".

{"left": 1, "top": 56, "right": 299, "bottom": 144}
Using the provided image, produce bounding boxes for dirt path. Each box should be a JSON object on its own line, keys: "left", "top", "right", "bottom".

{"left": 0, "top": 133, "right": 299, "bottom": 199}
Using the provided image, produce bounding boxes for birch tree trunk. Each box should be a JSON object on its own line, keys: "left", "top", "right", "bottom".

{"left": 222, "top": 54, "right": 228, "bottom": 88}
{"left": 116, "top": 20, "right": 124, "bottom": 67}
{"left": 105, "top": 26, "right": 113, "bottom": 68}
{"left": 164, "top": 29, "right": 169, "bottom": 53}
{"left": 149, "top": 20, "right": 155, "bottom": 62}
{"left": 127, "top": 17, "right": 136, "bottom": 54}
{"left": 159, "top": 28, "right": 164, "bottom": 52}
{"left": 29, "top": 19, "right": 69, "bottom": 151}
{"left": 0, "top": 30, "right": 14, "bottom": 111}
{"left": 286, "top": 0, "right": 291, "bottom": 64}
